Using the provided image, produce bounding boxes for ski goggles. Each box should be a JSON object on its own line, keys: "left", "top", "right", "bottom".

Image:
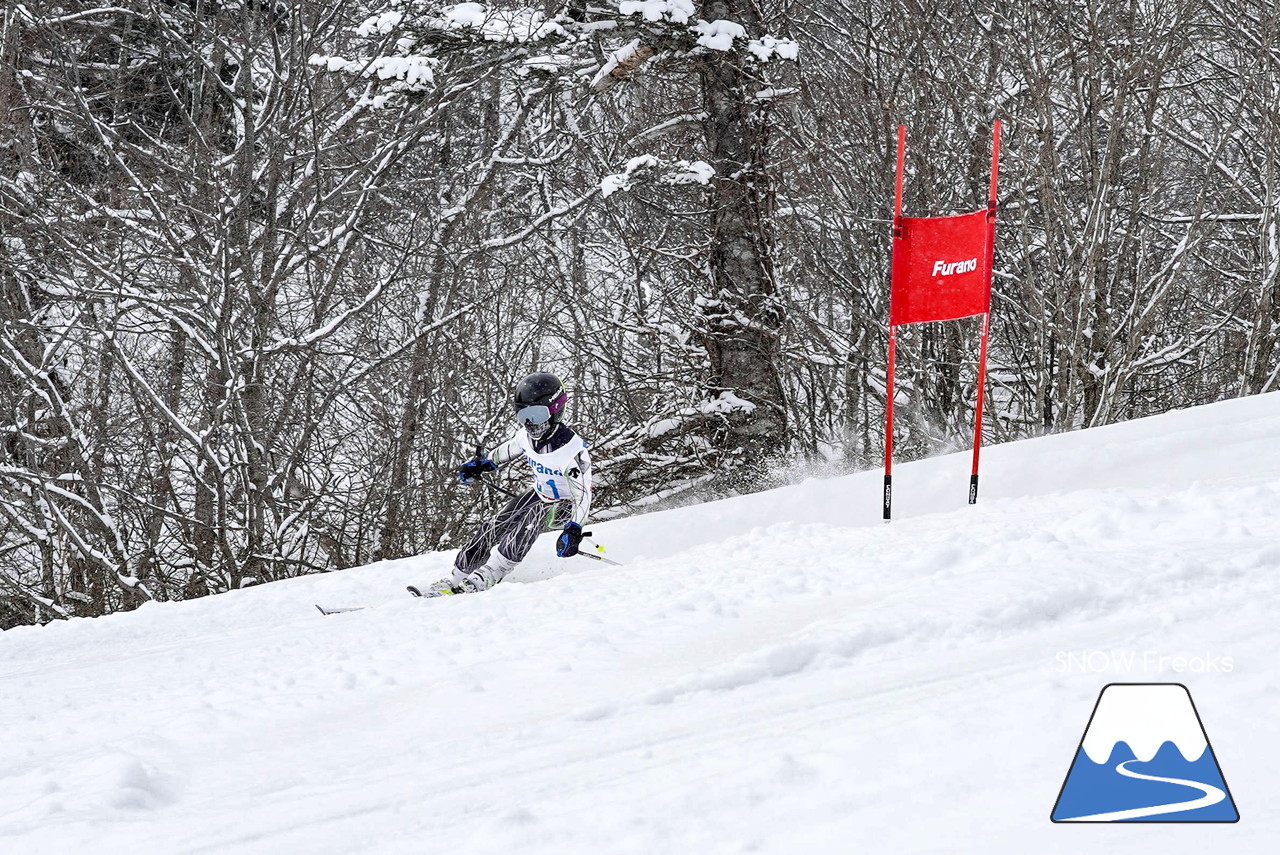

{"left": 515, "top": 404, "right": 554, "bottom": 426}
{"left": 514, "top": 391, "right": 567, "bottom": 426}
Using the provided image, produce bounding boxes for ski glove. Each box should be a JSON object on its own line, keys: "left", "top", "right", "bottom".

{"left": 457, "top": 457, "right": 498, "bottom": 485}
{"left": 556, "top": 522, "right": 583, "bottom": 558}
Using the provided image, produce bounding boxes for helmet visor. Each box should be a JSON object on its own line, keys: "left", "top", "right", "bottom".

{"left": 515, "top": 404, "right": 553, "bottom": 426}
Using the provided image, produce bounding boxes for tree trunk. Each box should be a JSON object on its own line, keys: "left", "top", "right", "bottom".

{"left": 698, "top": 0, "right": 788, "bottom": 468}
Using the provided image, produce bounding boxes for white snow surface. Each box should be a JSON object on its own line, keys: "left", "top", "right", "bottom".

{"left": 4, "top": 393, "right": 1280, "bottom": 852}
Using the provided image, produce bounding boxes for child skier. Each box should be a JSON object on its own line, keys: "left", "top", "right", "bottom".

{"left": 411, "top": 372, "right": 593, "bottom": 596}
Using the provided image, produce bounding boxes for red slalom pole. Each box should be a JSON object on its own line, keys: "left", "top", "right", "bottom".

{"left": 893, "top": 125, "right": 906, "bottom": 232}
{"left": 970, "top": 120, "right": 1001, "bottom": 505}
{"left": 970, "top": 311, "right": 990, "bottom": 504}
{"left": 885, "top": 126, "right": 906, "bottom": 521}
{"left": 885, "top": 324, "right": 897, "bottom": 520}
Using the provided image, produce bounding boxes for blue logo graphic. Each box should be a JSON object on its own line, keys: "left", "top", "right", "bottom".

{"left": 1052, "top": 683, "right": 1239, "bottom": 822}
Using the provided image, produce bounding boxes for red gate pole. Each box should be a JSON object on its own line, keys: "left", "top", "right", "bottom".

{"left": 885, "top": 125, "right": 906, "bottom": 521}
{"left": 969, "top": 311, "right": 990, "bottom": 504}
{"left": 969, "top": 120, "right": 1001, "bottom": 505}
{"left": 885, "top": 325, "right": 897, "bottom": 520}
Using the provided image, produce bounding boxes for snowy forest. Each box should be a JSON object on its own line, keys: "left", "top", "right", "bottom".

{"left": 1, "top": 0, "right": 1277, "bottom": 627}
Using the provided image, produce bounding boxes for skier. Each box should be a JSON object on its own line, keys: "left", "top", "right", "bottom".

{"left": 412, "top": 372, "right": 593, "bottom": 596}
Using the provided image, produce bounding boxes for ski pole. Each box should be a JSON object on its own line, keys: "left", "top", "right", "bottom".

{"left": 466, "top": 443, "right": 518, "bottom": 498}
{"left": 575, "top": 532, "right": 622, "bottom": 566}
{"left": 474, "top": 467, "right": 620, "bottom": 564}
{"left": 478, "top": 476, "right": 520, "bottom": 499}
{"left": 576, "top": 549, "right": 622, "bottom": 567}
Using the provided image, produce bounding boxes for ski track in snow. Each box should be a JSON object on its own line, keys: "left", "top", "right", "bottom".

{"left": 1, "top": 394, "right": 1279, "bottom": 853}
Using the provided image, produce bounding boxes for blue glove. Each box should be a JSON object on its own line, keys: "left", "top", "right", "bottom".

{"left": 556, "top": 522, "right": 583, "bottom": 557}
{"left": 457, "top": 457, "right": 498, "bottom": 484}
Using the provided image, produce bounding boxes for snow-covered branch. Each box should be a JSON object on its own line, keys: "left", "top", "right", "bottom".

{"left": 600, "top": 154, "right": 715, "bottom": 197}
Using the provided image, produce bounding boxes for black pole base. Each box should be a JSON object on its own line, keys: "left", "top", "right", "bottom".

{"left": 883, "top": 474, "right": 893, "bottom": 521}
{"left": 969, "top": 473, "right": 979, "bottom": 505}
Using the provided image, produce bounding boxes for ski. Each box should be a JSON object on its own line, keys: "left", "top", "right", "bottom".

{"left": 407, "top": 584, "right": 460, "bottom": 599}
{"left": 315, "top": 604, "right": 365, "bottom": 616}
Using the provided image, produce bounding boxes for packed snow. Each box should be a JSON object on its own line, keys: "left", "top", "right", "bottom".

{"left": 3, "top": 393, "right": 1279, "bottom": 852}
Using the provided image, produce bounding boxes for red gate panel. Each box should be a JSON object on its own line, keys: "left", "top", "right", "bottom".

{"left": 889, "top": 209, "right": 991, "bottom": 326}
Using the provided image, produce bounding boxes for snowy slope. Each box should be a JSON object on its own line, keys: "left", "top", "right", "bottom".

{"left": 3, "top": 393, "right": 1279, "bottom": 854}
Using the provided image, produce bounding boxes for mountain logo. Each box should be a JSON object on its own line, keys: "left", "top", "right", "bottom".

{"left": 1051, "top": 683, "right": 1239, "bottom": 822}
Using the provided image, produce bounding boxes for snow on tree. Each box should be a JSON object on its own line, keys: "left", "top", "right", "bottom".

{"left": 316, "top": 1, "right": 801, "bottom": 477}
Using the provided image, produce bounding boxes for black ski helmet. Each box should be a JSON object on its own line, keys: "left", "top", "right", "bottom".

{"left": 512, "top": 372, "right": 568, "bottom": 441}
